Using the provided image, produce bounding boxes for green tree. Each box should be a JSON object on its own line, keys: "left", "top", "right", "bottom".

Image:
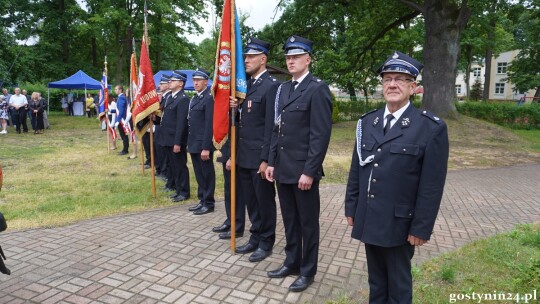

{"left": 507, "top": 0, "right": 540, "bottom": 98}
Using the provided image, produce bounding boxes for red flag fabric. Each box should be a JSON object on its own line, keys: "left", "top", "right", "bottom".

{"left": 212, "top": 0, "right": 233, "bottom": 150}
{"left": 132, "top": 37, "right": 159, "bottom": 137}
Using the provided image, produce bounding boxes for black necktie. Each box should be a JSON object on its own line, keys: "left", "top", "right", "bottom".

{"left": 247, "top": 78, "right": 255, "bottom": 91}
{"left": 384, "top": 114, "right": 394, "bottom": 135}
{"left": 289, "top": 81, "right": 299, "bottom": 97}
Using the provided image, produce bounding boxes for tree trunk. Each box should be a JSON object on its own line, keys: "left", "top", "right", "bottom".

{"left": 59, "top": 0, "right": 69, "bottom": 64}
{"left": 483, "top": 16, "right": 496, "bottom": 101}
{"left": 347, "top": 81, "right": 357, "bottom": 102}
{"left": 422, "top": 0, "right": 470, "bottom": 119}
{"left": 91, "top": 37, "right": 97, "bottom": 68}
{"left": 465, "top": 45, "right": 472, "bottom": 99}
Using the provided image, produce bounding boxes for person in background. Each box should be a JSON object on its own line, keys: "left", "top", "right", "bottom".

{"left": 8, "top": 88, "right": 29, "bottom": 134}
{"left": 345, "top": 51, "right": 449, "bottom": 303}
{"left": 37, "top": 92, "right": 49, "bottom": 129}
{"left": 61, "top": 93, "right": 68, "bottom": 115}
{"left": 67, "top": 90, "right": 74, "bottom": 116}
{"left": 108, "top": 97, "right": 118, "bottom": 150}
{"left": 114, "top": 85, "right": 129, "bottom": 156}
{"left": 86, "top": 93, "right": 95, "bottom": 118}
{"left": 1, "top": 89, "right": 12, "bottom": 127}
{"left": 29, "top": 92, "right": 45, "bottom": 134}
{"left": 0, "top": 95, "right": 8, "bottom": 134}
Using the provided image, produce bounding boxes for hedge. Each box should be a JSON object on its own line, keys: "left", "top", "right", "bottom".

{"left": 456, "top": 101, "right": 540, "bottom": 129}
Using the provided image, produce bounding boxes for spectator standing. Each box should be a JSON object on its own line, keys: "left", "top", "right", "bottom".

{"left": 29, "top": 92, "right": 45, "bottom": 134}
{"left": 8, "top": 88, "right": 29, "bottom": 134}
{"left": 67, "top": 90, "right": 74, "bottom": 116}
{"left": 2, "top": 89, "right": 12, "bottom": 126}
{"left": 0, "top": 95, "right": 8, "bottom": 134}
{"left": 86, "top": 93, "right": 95, "bottom": 118}
{"left": 60, "top": 93, "right": 68, "bottom": 115}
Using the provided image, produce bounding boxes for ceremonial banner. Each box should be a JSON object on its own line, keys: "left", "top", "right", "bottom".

{"left": 132, "top": 37, "right": 159, "bottom": 138}
{"left": 123, "top": 52, "right": 138, "bottom": 141}
{"left": 212, "top": 0, "right": 247, "bottom": 150}
{"left": 98, "top": 67, "right": 109, "bottom": 122}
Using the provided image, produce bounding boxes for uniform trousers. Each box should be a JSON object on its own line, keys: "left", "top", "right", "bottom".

{"left": 238, "top": 166, "right": 276, "bottom": 251}
{"left": 142, "top": 132, "right": 151, "bottom": 164}
{"left": 118, "top": 124, "right": 129, "bottom": 153}
{"left": 220, "top": 163, "right": 244, "bottom": 233}
{"left": 365, "top": 243, "right": 415, "bottom": 304}
{"left": 276, "top": 181, "right": 320, "bottom": 277}
{"left": 190, "top": 152, "right": 215, "bottom": 208}
{"left": 164, "top": 146, "right": 190, "bottom": 198}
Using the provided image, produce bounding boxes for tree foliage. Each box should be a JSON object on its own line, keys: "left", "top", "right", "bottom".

{"left": 507, "top": 0, "right": 540, "bottom": 97}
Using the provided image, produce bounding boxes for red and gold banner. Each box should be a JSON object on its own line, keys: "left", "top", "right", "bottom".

{"left": 132, "top": 37, "right": 159, "bottom": 137}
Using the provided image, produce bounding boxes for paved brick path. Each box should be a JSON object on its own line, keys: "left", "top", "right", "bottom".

{"left": 0, "top": 164, "right": 539, "bottom": 303}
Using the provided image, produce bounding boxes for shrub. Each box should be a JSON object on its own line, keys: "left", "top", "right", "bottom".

{"left": 456, "top": 101, "right": 540, "bottom": 129}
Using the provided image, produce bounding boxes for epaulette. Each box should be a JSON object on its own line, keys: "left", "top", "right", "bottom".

{"left": 421, "top": 110, "right": 442, "bottom": 124}
{"left": 312, "top": 77, "right": 322, "bottom": 83}
{"left": 360, "top": 109, "right": 378, "bottom": 118}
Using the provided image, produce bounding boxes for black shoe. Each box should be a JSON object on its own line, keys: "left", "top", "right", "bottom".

{"left": 172, "top": 195, "right": 188, "bottom": 202}
{"left": 289, "top": 276, "right": 314, "bottom": 292}
{"left": 188, "top": 203, "right": 203, "bottom": 211}
{"left": 117, "top": 151, "right": 128, "bottom": 155}
{"left": 267, "top": 265, "right": 300, "bottom": 278}
{"left": 212, "top": 224, "right": 230, "bottom": 233}
{"left": 219, "top": 231, "right": 243, "bottom": 239}
{"left": 235, "top": 242, "right": 257, "bottom": 254}
{"left": 144, "top": 164, "right": 151, "bottom": 169}
{"left": 163, "top": 187, "right": 175, "bottom": 193}
{"left": 193, "top": 206, "right": 214, "bottom": 215}
{"left": 249, "top": 248, "right": 272, "bottom": 262}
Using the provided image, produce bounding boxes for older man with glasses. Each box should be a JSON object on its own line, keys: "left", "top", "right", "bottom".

{"left": 344, "top": 51, "right": 449, "bottom": 303}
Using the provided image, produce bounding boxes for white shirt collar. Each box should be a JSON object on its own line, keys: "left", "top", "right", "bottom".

{"left": 292, "top": 71, "right": 309, "bottom": 87}
{"left": 384, "top": 101, "right": 410, "bottom": 128}
{"left": 252, "top": 69, "right": 267, "bottom": 81}
{"left": 197, "top": 87, "right": 207, "bottom": 97}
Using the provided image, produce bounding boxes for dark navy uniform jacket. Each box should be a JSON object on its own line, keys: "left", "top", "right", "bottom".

{"left": 158, "top": 90, "right": 189, "bottom": 147}
{"left": 344, "top": 104, "right": 449, "bottom": 247}
{"left": 237, "top": 71, "right": 279, "bottom": 169}
{"left": 187, "top": 88, "right": 214, "bottom": 153}
{"left": 268, "top": 73, "right": 332, "bottom": 184}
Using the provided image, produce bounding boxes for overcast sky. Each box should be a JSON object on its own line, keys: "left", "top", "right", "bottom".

{"left": 186, "top": 0, "right": 283, "bottom": 44}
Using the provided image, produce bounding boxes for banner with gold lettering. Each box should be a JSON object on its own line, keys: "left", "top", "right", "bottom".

{"left": 132, "top": 36, "right": 159, "bottom": 138}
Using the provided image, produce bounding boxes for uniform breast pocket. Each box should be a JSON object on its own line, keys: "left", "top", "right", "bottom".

{"left": 390, "top": 143, "right": 419, "bottom": 156}
{"left": 290, "top": 102, "right": 308, "bottom": 112}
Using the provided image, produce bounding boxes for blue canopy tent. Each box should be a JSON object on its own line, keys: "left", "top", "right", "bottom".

{"left": 154, "top": 70, "right": 213, "bottom": 91}
{"left": 47, "top": 70, "right": 111, "bottom": 115}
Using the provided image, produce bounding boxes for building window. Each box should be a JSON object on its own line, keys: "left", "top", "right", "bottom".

{"left": 497, "top": 62, "right": 507, "bottom": 74}
{"left": 455, "top": 84, "right": 462, "bottom": 95}
{"left": 473, "top": 67, "right": 481, "bottom": 77}
{"left": 495, "top": 83, "right": 505, "bottom": 95}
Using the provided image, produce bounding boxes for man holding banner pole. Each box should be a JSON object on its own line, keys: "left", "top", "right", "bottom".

{"left": 228, "top": 37, "right": 279, "bottom": 262}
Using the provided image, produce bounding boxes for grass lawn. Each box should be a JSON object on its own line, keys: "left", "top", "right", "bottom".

{"left": 326, "top": 223, "right": 540, "bottom": 304}
{"left": 1, "top": 112, "right": 540, "bottom": 229}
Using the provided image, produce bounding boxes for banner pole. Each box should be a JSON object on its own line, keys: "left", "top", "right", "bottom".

{"left": 149, "top": 116, "right": 156, "bottom": 197}
{"left": 229, "top": 0, "right": 237, "bottom": 254}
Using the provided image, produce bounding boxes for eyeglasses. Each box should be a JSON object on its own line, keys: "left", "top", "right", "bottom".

{"left": 381, "top": 77, "right": 414, "bottom": 86}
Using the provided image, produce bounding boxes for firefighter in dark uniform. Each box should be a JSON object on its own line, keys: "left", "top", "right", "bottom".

{"left": 344, "top": 51, "right": 449, "bottom": 303}
{"left": 159, "top": 70, "right": 191, "bottom": 202}
{"left": 226, "top": 37, "right": 279, "bottom": 262}
{"left": 187, "top": 68, "right": 215, "bottom": 215}
{"left": 265, "top": 35, "right": 333, "bottom": 292}
{"left": 144, "top": 75, "right": 170, "bottom": 170}
{"left": 154, "top": 75, "right": 172, "bottom": 183}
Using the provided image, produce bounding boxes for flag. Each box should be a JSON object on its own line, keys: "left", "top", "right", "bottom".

{"left": 132, "top": 36, "right": 160, "bottom": 138}
{"left": 212, "top": 0, "right": 247, "bottom": 150}
{"left": 98, "top": 67, "right": 109, "bottom": 122}
{"left": 122, "top": 52, "right": 138, "bottom": 142}
{"left": 98, "top": 65, "right": 117, "bottom": 140}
